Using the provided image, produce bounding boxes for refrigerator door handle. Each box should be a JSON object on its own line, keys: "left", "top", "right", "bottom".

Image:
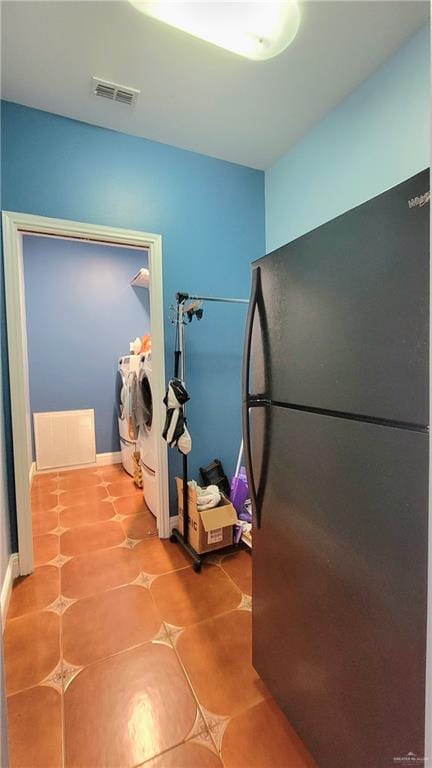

{"left": 242, "top": 266, "right": 263, "bottom": 528}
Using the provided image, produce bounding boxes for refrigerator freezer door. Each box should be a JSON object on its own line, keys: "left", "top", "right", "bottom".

{"left": 251, "top": 405, "right": 428, "bottom": 768}
{"left": 251, "top": 170, "right": 429, "bottom": 426}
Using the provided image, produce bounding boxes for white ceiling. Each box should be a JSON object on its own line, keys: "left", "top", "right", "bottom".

{"left": 1, "top": 1, "right": 428, "bottom": 169}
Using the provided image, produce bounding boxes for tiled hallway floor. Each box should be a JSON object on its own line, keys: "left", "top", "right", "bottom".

{"left": 4, "top": 465, "right": 315, "bottom": 768}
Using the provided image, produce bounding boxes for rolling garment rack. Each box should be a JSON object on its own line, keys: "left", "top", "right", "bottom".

{"left": 169, "top": 291, "right": 249, "bottom": 572}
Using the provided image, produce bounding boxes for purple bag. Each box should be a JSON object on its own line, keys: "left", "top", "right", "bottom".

{"left": 230, "top": 466, "right": 248, "bottom": 515}
{"left": 233, "top": 498, "right": 253, "bottom": 544}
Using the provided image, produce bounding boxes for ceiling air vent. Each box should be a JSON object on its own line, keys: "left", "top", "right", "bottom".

{"left": 92, "top": 77, "right": 140, "bottom": 106}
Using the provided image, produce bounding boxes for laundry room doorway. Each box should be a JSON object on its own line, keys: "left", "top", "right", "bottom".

{"left": 2, "top": 211, "right": 169, "bottom": 575}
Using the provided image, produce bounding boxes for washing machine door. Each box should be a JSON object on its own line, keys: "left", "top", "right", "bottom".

{"left": 137, "top": 368, "right": 153, "bottom": 433}
{"left": 129, "top": 371, "right": 139, "bottom": 441}
{"left": 116, "top": 367, "right": 127, "bottom": 420}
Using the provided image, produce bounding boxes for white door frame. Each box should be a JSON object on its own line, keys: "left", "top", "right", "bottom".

{"left": 2, "top": 210, "right": 170, "bottom": 576}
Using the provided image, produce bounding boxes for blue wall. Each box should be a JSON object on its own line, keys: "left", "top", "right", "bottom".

{"left": 23, "top": 236, "right": 150, "bottom": 457}
{"left": 1, "top": 102, "right": 265, "bottom": 515}
{"left": 265, "top": 24, "right": 430, "bottom": 251}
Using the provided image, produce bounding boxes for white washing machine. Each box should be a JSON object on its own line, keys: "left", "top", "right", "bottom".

{"left": 116, "top": 355, "right": 140, "bottom": 476}
{"left": 136, "top": 353, "right": 157, "bottom": 516}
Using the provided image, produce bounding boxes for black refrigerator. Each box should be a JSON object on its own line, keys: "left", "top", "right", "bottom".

{"left": 242, "top": 169, "right": 430, "bottom": 768}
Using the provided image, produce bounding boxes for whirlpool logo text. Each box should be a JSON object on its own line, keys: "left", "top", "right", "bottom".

{"left": 408, "top": 191, "right": 430, "bottom": 208}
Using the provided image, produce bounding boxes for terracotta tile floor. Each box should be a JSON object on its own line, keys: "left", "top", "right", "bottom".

{"left": 5, "top": 465, "right": 316, "bottom": 768}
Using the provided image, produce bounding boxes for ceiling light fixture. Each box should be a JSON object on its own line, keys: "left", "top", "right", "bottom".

{"left": 129, "top": 1, "right": 301, "bottom": 61}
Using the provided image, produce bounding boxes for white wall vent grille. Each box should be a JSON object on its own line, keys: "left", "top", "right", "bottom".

{"left": 92, "top": 77, "right": 140, "bottom": 106}
{"left": 34, "top": 409, "right": 96, "bottom": 470}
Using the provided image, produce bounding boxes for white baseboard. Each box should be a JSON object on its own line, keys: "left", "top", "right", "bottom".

{"left": 169, "top": 515, "right": 179, "bottom": 534}
{"left": 34, "top": 451, "right": 122, "bottom": 475}
{"left": 29, "top": 461, "right": 36, "bottom": 488}
{"left": 96, "top": 451, "right": 122, "bottom": 467}
{"left": 1, "top": 553, "right": 19, "bottom": 631}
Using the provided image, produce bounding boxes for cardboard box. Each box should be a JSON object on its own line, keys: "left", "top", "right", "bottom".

{"left": 176, "top": 477, "right": 238, "bottom": 554}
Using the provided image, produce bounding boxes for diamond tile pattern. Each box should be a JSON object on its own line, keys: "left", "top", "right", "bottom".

{"left": 60, "top": 519, "right": 126, "bottom": 556}
{"left": 176, "top": 610, "right": 268, "bottom": 716}
{"left": 133, "top": 536, "right": 192, "bottom": 575}
{"left": 150, "top": 564, "right": 242, "bottom": 626}
{"left": 4, "top": 464, "right": 315, "bottom": 768}
{"left": 7, "top": 566, "right": 60, "bottom": 619}
{"left": 142, "top": 740, "right": 223, "bottom": 767}
{"left": 61, "top": 545, "right": 141, "bottom": 599}
{"left": 120, "top": 509, "right": 157, "bottom": 539}
{"left": 222, "top": 700, "right": 317, "bottom": 768}
{"left": 60, "top": 500, "right": 116, "bottom": 528}
{"left": 63, "top": 585, "right": 162, "bottom": 666}
{"left": 4, "top": 610, "right": 60, "bottom": 695}
{"left": 32, "top": 533, "right": 60, "bottom": 566}
{"left": 32, "top": 509, "right": 59, "bottom": 536}
{"left": 7, "top": 686, "right": 62, "bottom": 768}
{"left": 64, "top": 643, "right": 197, "bottom": 767}
{"left": 221, "top": 550, "right": 252, "bottom": 596}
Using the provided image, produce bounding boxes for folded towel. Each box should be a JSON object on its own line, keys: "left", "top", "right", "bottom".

{"left": 188, "top": 481, "right": 221, "bottom": 510}
{"left": 197, "top": 494, "right": 221, "bottom": 510}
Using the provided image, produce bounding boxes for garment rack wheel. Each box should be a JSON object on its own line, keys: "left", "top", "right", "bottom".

{"left": 169, "top": 527, "right": 203, "bottom": 573}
